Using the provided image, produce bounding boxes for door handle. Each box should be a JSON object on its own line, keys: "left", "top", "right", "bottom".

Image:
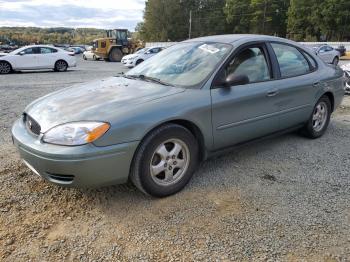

{"left": 266, "top": 89, "right": 279, "bottom": 97}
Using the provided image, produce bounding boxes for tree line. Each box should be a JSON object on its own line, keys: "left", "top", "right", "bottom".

{"left": 0, "top": 27, "right": 106, "bottom": 46}
{"left": 136, "top": 0, "right": 350, "bottom": 42}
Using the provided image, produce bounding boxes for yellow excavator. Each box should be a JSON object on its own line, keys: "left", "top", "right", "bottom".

{"left": 92, "top": 29, "right": 144, "bottom": 62}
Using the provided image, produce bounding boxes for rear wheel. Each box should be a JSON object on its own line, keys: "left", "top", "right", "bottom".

{"left": 302, "top": 95, "right": 331, "bottom": 138}
{"left": 83, "top": 55, "right": 87, "bottom": 60}
{"left": 108, "top": 48, "right": 123, "bottom": 62}
{"left": 54, "top": 60, "right": 68, "bottom": 72}
{"left": 0, "top": 61, "right": 12, "bottom": 74}
{"left": 332, "top": 56, "right": 339, "bottom": 65}
{"left": 93, "top": 55, "right": 97, "bottom": 61}
{"left": 130, "top": 124, "right": 199, "bottom": 197}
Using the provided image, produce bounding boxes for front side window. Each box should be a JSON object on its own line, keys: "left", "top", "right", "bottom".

{"left": 225, "top": 46, "right": 271, "bottom": 83}
{"left": 271, "top": 43, "right": 310, "bottom": 78}
{"left": 23, "top": 48, "right": 36, "bottom": 54}
{"left": 126, "top": 42, "right": 232, "bottom": 87}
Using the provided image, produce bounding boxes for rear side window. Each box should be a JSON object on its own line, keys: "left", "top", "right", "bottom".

{"left": 271, "top": 43, "right": 311, "bottom": 78}
{"left": 40, "top": 47, "right": 57, "bottom": 54}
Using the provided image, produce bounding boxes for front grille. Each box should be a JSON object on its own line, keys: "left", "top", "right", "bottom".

{"left": 23, "top": 113, "right": 41, "bottom": 135}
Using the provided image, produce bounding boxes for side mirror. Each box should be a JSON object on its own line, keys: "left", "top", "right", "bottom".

{"left": 224, "top": 73, "right": 249, "bottom": 87}
{"left": 18, "top": 51, "right": 25, "bottom": 56}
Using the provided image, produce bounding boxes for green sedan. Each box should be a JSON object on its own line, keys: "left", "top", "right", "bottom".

{"left": 12, "top": 35, "right": 345, "bottom": 197}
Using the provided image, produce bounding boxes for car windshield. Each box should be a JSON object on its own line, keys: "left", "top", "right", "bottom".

{"left": 136, "top": 48, "right": 148, "bottom": 54}
{"left": 126, "top": 42, "right": 232, "bottom": 87}
{"left": 9, "top": 47, "right": 25, "bottom": 55}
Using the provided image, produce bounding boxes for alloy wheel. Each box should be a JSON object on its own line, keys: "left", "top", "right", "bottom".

{"left": 56, "top": 61, "right": 67, "bottom": 71}
{"left": 0, "top": 62, "right": 11, "bottom": 74}
{"left": 312, "top": 101, "right": 328, "bottom": 132}
{"left": 150, "top": 138, "right": 190, "bottom": 186}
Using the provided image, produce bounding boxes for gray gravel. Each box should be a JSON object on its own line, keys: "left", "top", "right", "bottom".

{"left": 0, "top": 57, "right": 350, "bottom": 261}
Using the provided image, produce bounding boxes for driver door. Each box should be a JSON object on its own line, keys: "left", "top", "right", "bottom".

{"left": 15, "top": 47, "right": 40, "bottom": 69}
{"left": 211, "top": 43, "right": 280, "bottom": 149}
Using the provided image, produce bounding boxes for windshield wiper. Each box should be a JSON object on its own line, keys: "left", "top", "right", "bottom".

{"left": 127, "top": 74, "right": 174, "bottom": 87}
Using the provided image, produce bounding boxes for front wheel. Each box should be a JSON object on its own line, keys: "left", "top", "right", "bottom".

{"left": 130, "top": 124, "right": 199, "bottom": 197}
{"left": 0, "top": 61, "right": 12, "bottom": 74}
{"left": 302, "top": 95, "right": 331, "bottom": 138}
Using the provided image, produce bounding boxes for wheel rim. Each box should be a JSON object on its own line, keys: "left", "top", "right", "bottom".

{"left": 0, "top": 62, "right": 11, "bottom": 74}
{"left": 312, "top": 101, "right": 328, "bottom": 132}
{"left": 150, "top": 138, "right": 190, "bottom": 186}
{"left": 56, "top": 61, "right": 67, "bottom": 71}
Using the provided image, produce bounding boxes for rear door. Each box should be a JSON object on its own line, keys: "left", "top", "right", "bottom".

{"left": 211, "top": 43, "right": 281, "bottom": 149}
{"left": 268, "top": 42, "right": 318, "bottom": 129}
{"left": 37, "top": 47, "right": 58, "bottom": 68}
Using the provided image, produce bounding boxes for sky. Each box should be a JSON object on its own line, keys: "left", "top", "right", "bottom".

{"left": 0, "top": 0, "right": 146, "bottom": 31}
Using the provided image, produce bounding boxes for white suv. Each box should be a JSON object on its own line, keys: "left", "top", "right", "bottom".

{"left": 122, "top": 47, "right": 164, "bottom": 68}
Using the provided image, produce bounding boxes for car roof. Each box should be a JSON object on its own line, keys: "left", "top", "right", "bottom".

{"left": 23, "top": 45, "right": 57, "bottom": 49}
{"left": 185, "top": 34, "right": 298, "bottom": 45}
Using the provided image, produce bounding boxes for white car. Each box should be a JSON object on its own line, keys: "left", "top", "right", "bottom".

{"left": 308, "top": 44, "right": 340, "bottom": 65}
{"left": 82, "top": 50, "right": 101, "bottom": 61}
{"left": 121, "top": 47, "right": 164, "bottom": 68}
{"left": 0, "top": 45, "right": 77, "bottom": 74}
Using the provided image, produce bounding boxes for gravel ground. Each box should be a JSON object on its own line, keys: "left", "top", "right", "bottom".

{"left": 0, "top": 57, "right": 350, "bottom": 261}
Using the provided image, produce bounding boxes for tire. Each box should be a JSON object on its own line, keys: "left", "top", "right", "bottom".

{"left": 332, "top": 56, "right": 339, "bottom": 66}
{"left": 302, "top": 95, "right": 331, "bottom": 139}
{"left": 136, "top": 59, "right": 144, "bottom": 66}
{"left": 93, "top": 55, "right": 97, "bottom": 61}
{"left": 54, "top": 60, "right": 68, "bottom": 72}
{"left": 83, "top": 55, "right": 87, "bottom": 60}
{"left": 0, "top": 61, "right": 12, "bottom": 74}
{"left": 130, "top": 124, "right": 199, "bottom": 198}
{"left": 108, "top": 48, "right": 123, "bottom": 62}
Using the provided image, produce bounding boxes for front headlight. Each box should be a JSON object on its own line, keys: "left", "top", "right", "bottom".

{"left": 43, "top": 122, "right": 110, "bottom": 146}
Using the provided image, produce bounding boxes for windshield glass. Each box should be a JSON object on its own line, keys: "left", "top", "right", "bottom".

{"left": 126, "top": 42, "right": 232, "bottom": 87}
{"left": 136, "top": 48, "right": 148, "bottom": 54}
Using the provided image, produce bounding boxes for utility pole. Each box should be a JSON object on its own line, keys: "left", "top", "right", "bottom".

{"left": 189, "top": 10, "right": 192, "bottom": 39}
{"left": 262, "top": 0, "right": 267, "bottom": 34}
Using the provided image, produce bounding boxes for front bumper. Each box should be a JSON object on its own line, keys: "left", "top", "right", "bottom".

{"left": 12, "top": 119, "right": 139, "bottom": 188}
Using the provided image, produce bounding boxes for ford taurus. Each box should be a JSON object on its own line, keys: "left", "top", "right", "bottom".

{"left": 12, "top": 35, "right": 345, "bottom": 197}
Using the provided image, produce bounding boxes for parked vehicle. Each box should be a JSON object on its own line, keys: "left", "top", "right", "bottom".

{"left": 83, "top": 49, "right": 101, "bottom": 61}
{"left": 0, "top": 45, "right": 76, "bottom": 74}
{"left": 121, "top": 47, "right": 164, "bottom": 68}
{"left": 92, "top": 29, "right": 144, "bottom": 62}
{"left": 12, "top": 35, "right": 345, "bottom": 197}
{"left": 308, "top": 44, "right": 340, "bottom": 65}
{"left": 66, "top": 47, "right": 83, "bottom": 54}
{"left": 341, "top": 63, "right": 350, "bottom": 94}
{"left": 336, "top": 45, "right": 346, "bottom": 57}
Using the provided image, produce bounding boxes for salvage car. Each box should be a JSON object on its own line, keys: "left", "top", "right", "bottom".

{"left": 12, "top": 35, "right": 345, "bottom": 197}
{"left": 0, "top": 45, "right": 76, "bottom": 74}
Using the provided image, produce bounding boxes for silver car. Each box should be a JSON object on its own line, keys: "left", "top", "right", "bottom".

{"left": 12, "top": 35, "right": 345, "bottom": 197}
{"left": 309, "top": 44, "right": 340, "bottom": 65}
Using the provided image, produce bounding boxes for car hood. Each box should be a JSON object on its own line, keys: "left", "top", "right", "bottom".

{"left": 0, "top": 52, "right": 8, "bottom": 57}
{"left": 25, "top": 76, "right": 185, "bottom": 133}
